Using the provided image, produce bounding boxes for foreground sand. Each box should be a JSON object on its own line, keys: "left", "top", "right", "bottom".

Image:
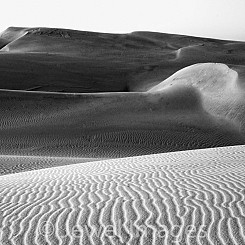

{"left": 1, "top": 145, "right": 245, "bottom": 244}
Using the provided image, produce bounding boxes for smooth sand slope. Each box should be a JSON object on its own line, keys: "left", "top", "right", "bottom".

{"left": 1, "top": 145, "right": 245, "bottom": 244}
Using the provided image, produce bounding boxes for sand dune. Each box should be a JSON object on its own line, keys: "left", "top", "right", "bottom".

{"left": 149, "top": 63, "right": 245, "bottom": 133}
{"left": 0, "top": 59, "right": 244, "bottom": 157}
{"left": 0, "top": 155, "right": 102, "bottom": 176}
{"left": 0, "top": 62, "right": 245, "bottom": 157}
{"left": 0, "top": 27, "right": 245, "bottom": 92}
{"left": 0, "top": 81, "right": 244, "bottom": 158}
{"left": 1, "top": 145, "right": 245, "bottom": 244}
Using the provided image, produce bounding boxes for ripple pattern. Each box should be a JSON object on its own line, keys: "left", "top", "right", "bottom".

{"left": 1, "top": 145, "right": 245, "bottom": 244}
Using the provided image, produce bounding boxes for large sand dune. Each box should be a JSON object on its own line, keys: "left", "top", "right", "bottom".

{"left": 1, "top": 145, "right": 245, "bottom": 244}
{"left": 0, "top": 83, "right": 244, "bottom": 158}
{"left": 0, "top": 61, "right": 245, "bottom": 157}
{"left": 0, "top": 27, "right": 245, "bottom": 92}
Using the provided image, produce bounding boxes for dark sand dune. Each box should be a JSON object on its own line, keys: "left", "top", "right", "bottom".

{"left": 1, "top": 145, "right": 245, "bottom": 244}
{"left": 0, "top": 27, "right": 245, "bottom": 92}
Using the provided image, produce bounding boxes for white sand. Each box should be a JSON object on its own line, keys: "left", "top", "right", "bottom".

{"left": 1, "top": 145, "right": 245, "bottom": 244}
{"left": 149, "top": 63, "right": 245, "bottom": 132}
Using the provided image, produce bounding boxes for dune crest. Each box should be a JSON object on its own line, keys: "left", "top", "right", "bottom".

{"left": 0, "top": 27, "right": 28, "bottom": 50}
{"left": 0, "top": 155, "right": 102, "bottom": 176}
{"left": 149, "top": 63, "right": 245, "bottom": 132}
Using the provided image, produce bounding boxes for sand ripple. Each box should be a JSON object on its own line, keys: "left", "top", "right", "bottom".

{"left": 1, "top": 145, "right": 245, "bottom": 244}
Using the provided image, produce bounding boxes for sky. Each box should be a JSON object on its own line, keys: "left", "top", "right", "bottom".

{"left": 1, "top": 0, "right": 245, "bottom": 41}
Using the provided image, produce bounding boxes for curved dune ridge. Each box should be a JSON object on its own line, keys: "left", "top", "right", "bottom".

{"left": 149, "top": 63, "right": 245, "bottom": 132}
{"left": 1, "top": 145, "right": 245, "bottom": 244}
{"left": 0, "top": 27, "right": 28, "bottom": 50}
{"left": 0, "top": 155, "right": 102, "bottom": 176}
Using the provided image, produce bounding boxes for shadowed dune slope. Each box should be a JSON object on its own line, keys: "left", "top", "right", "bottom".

{"left": 0, "top": 81, "right": 244, "bottom": 158}
{"left": 0, "top": 27, "right": 245, "bottom": 92}
{"left": 1, "top": 145, "right": 245, "bottom": 244}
